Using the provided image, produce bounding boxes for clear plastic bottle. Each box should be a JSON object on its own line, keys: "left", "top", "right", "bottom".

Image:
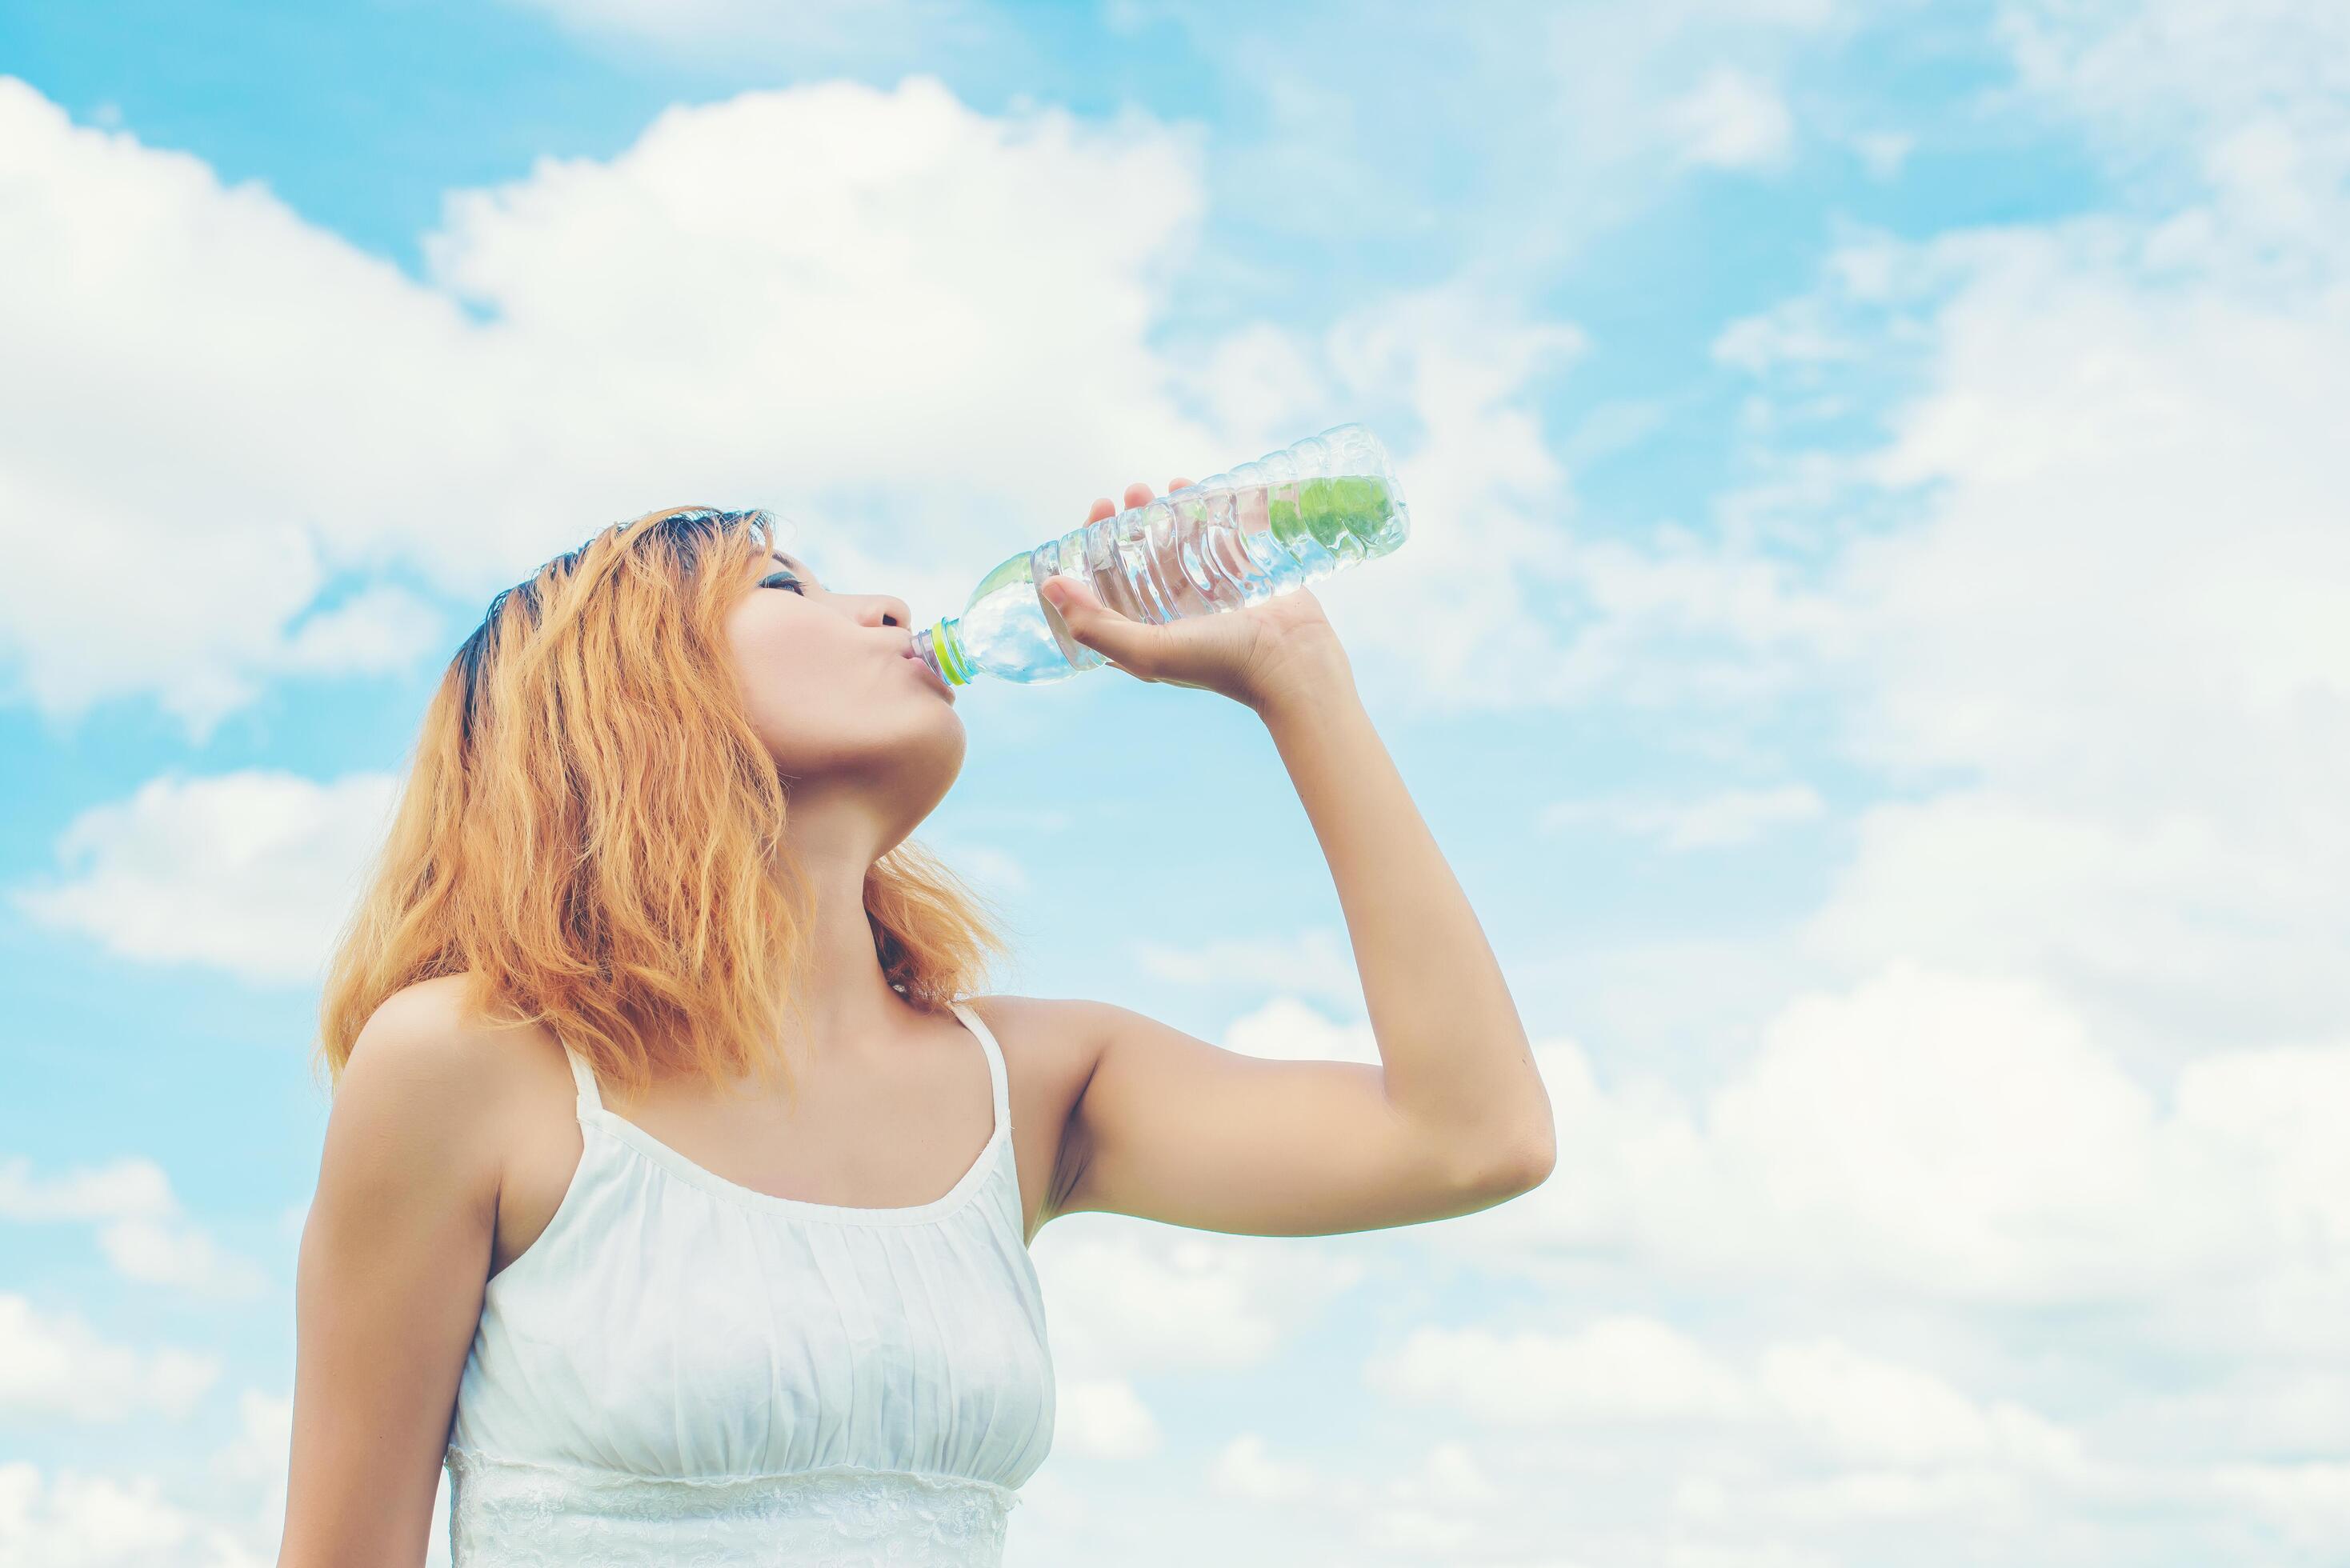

{"left": 914, "top": 422, "right": 1410, "bottom": 686}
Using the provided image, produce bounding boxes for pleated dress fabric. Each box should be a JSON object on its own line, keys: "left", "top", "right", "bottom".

{"left": 442, "top": 998, "right": 1056, "bottom": 1566}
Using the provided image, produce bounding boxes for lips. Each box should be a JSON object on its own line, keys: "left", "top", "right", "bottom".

{"left": 901, "top": 638, "right": 954, "bottom": 698}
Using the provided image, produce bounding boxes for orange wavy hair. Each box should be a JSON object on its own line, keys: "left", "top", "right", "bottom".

{"left": 315, "top": 505, "right": 1012, "bottom": 1105}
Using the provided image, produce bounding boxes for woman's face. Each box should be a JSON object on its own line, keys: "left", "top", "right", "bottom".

{"left": 721, "top": 544, "right": 965, "bottom": 828}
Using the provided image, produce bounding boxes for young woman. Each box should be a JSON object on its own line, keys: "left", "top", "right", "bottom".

{"left": 279, "top": 486, "right": 1555, "bottom": 1566}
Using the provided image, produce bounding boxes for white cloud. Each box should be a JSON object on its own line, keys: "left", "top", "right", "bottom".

{"left": 1691, "top": 2, "right": 2350, "bottom": 1062}
{"left": 1996, "top": 0, "right": 2350, "bottom": 209}
{"left": 1199, "top": 1434, "right": 1510, "bottom": 1559}
{"left": 0, "top": 1390, "right": 294, "bottom": 1567}
{"left": 1363, "top": 1311, "right": 2113, "bottom": 1550}
{"left": 1711, "top": 294, "right": 1863, "bottom": 374}
{"left": 1219, "top": 995, "right": 1378, "bottom": 1065}
{"left": 6, "top": 6, "right": 2348, "bottom": 1563}
{"left": 1406, "top": 1441, "right": 1503, "bottom": 1506}
{"left": 1462, "top": 13, "right": 2350, "bottom": 1510}
{"left": 208, "top": 1389, "right": 293, "bottom": 1549}
{"left": 278, "top": 586, "right": 442, "bottom": 677}
{"left": 2, "top": 1155, "right": 269, "bottom": 1300}
{"left": 1147, "top": 281, "right": 1598, "bottom": 714}
{"left": 1852, "top": 130, "right": 1914, "bottom": 178}
{"left": 1566, "top": 0, "right": 2350, "bottom": 1066}
{"left": 0, "top": 1155, "right": 174, "bottom": 1222}
{"left": 1523, "top": 1, "right": 1835, "bottom": 224}
{"left": 1682, "top": 211, "right": 2350, "bottom": 1053}
{"left": 1371, "top": 1313, "right": 2083, "bottom": 1478}
{"left": 1207, "top": 1432, "right": 1325, "bottom": 1503}
{"left": 1032, "top": 1222, "right": 1364, "bottom": 1378}
{"left": 1755, "top": 1339, "right": 2081, "bottom": 1473}
{"left": 0, "top": 69, "right": 1642, "bottom": 738}
{"left": 1447, "top": 964, "right": 2350, "bottom": 1338}
{"left": 10, "top": 770, "right": 399, "bottom": 988}
{"left": 1052, "top": 1376, "right": 1161, "bottom": 1460}
{"left": 0, "top": 74, "right": 1223, "bottom": 731}
{"left": 2210, "top": 1462, "right": 2350, "bottom": 1555}
{"left": 1670, "top": 67, "right": 1796, "bottom": 170}
{"left": 0, "top": 72, "right": 1621, "bottom": 734}
{"left": 0, "top": 1465, "right": 222, "bottom": 1568}
{"left": 1292, "top": 283, "right": 1589, "bottom": 711}
{"left": 1785, "top": 221, "right": 2350, "bottom": 1046}
{"left": 0, "top": 1294, "right": 218, "bottom": 1422}
{"left": 1531, "top": 514, "right": 1845, "bottom": 715}
{"left": 1132, "top": 931, "right": 1361, "bottom": 1012}
{"left": 1539, "top": 783, "right": 1827, "bottom": 849}
{"left": 1371, "top": 1314, "right": 1750, "bottom": 1426}
{"left": 93, "top": 1218, "right": 270, "bottom": 1301}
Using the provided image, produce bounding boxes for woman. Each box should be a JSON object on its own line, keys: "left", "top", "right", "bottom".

{"left": 279, "top": 485, "right": 1555, "bottom": 1566}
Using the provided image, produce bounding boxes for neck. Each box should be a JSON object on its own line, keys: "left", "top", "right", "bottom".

{"left": 775, "top": 786, "right": 916, "bottom": 1063}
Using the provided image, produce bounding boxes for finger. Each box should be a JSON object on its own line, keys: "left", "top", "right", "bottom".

{"left": 1169, "top": 476, "right": 1193, "bottom": 492}
{"left": 1122, "top": 481, "right": 1155, "bottom": 510}
{"left": 1039, "top": 574, "right": 1158, "bottom": 674}
{"left": 1087, "top": 495, "right": 1116, "bottom": 523}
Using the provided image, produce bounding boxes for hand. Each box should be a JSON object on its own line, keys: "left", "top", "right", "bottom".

{"left": 1037, "top": 478, "right": 1355, "bottom": 712}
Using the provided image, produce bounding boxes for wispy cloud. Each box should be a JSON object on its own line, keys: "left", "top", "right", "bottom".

{"left": 10, "top": 770, "right": 399, "bottom": 987}
{"left": 0, "top": 1294, "right": 219, "bottom": 1420}
{"left": 1540, "top": 783, "right": 1827, "bottom": 849}
{"left": 2, "top": 1155, "right": 270, "bottom": 1301}
{"left": 1669, "top": 67, "right": 1796, "bottom": 170}
{"left": 1131, "top": 930, "right": 1360, "bottom": 1011}
{"left": 5, "top": 2, "right": 2349, "bottom": 1561}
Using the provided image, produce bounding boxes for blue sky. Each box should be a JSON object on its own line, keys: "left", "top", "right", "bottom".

{"left": 3, "top": 2, "right": 2347, "bottom": 1563}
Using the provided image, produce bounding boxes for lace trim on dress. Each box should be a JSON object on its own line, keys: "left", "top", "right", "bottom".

{"left": 445, "top": 1446, "right": 1019, "bottom": 1567}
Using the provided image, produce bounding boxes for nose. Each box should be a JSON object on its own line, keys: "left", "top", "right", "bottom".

{"left": 858, "top": 594, "right": 914, "bottom": 632}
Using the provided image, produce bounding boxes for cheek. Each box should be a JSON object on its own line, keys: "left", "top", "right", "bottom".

{"left": 724, "top": 612, "right": 875, "bottom": 747}
{"left": 727, "top": 610, "right": 799, "bottom": 682}
{"left": 725, "top": 612, "right": 811, "bottom": 723}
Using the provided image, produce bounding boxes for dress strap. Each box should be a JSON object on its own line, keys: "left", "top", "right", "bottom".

{"left": 558, "top": 1042, "right": 603, "bottom": 1116}
{"left": 948, "top": 998, "right": 1011, "bottom": 1134}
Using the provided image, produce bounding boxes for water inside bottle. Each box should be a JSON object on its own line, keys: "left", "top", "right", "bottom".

{"left": 919, "top": 472, "right": 1399, "bottom": 686}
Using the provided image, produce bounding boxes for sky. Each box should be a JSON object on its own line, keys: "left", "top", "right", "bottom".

{"left": 2, "top": 0, "right": 2346, "bottom": 1562}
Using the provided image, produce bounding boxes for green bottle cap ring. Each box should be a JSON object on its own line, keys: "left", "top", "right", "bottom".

{"left": 927, "top": 618, "right": 971, "bottom": 685}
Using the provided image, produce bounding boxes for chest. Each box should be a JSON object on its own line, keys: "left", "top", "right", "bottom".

{"left": 457, "top": 1130, "right": 1058, "bottom": 1484}
{"left": 493, "top": 1012, "right": 1084, "bottom": 1277}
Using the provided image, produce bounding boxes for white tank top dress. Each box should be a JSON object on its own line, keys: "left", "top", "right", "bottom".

{"left": 442, "top": 998, "right": 1057, "bottom": 1566}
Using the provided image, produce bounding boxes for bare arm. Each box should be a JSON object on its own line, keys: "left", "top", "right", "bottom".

{"left": 279, "top": 982, "right": 506, "bottom": 1566}
{"left": 1034, "top": 571, "right": 1555, "bottom": 1236}
{"left": 1251, "top": 662, "right": 1553, "bottom": 1165}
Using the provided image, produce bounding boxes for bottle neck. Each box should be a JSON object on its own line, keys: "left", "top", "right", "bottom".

{"left": 916, "top": 618, "right": 972, "bottom": 686}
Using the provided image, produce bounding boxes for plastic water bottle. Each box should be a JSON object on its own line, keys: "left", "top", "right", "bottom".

{"left": 913, "top": 422, "right": 1410, "bottom": 686}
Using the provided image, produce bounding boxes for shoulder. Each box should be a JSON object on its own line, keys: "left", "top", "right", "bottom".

{"left": 956, "top": 992, "right": 1111, "bottom": 1076}
{"left": 955, "top": 994, "right": 1119, "bottom": 1234}
{"left": 330, "top": 975, "right": 557, "bottom": 1196}
{"left": 346, "top": 974, "right": 540, "bottom": 1091}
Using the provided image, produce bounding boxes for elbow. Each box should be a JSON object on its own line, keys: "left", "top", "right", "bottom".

{"left": 1496, "top": 1130, "right": 1556, "bottom": 1194}
{"left": 1496, "top": 1100, "right": 1558, "bottom": 1191}
{"left": 1450, "top": 1121, "right": 1556, "bottom": 1200}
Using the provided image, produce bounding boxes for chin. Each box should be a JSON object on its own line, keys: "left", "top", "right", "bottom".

{"left": 909, "top": 711, "right": 967, "bottom": 782}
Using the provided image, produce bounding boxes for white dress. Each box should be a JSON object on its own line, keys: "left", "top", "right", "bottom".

{"left": 442, "top": 998, "right": 1056, "bottom": 1566}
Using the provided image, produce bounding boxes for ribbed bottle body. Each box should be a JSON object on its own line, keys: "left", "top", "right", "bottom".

{"left": 919, "top": 423, "right": 1409, "bottom": 686}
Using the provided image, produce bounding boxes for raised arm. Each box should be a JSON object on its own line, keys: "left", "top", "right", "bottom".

{"left": 279, "top": 980, "right": 507, "bottom": 1566}
{"left": 1032, "top": 482, "right": 1555, "bottom": 1237}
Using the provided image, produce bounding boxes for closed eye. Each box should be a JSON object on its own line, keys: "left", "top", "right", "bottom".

{"left": 760, "top": 571, "right": 807, "bottom": 596}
